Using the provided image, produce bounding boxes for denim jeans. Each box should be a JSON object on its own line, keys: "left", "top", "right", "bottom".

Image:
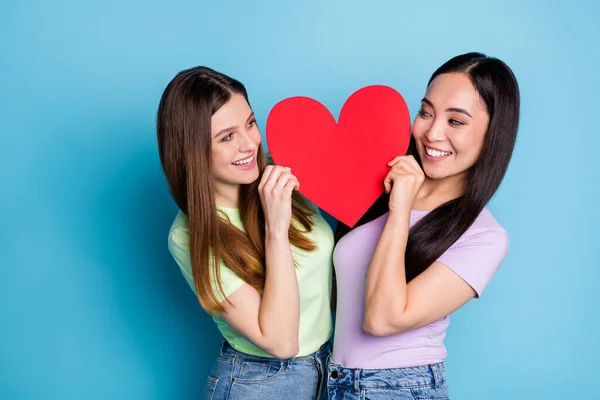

{"left": 204, "top": 340, "right": 331, "bottom": 400}
{"left": 327, "top": 359, "right": 449, "bottom": 400}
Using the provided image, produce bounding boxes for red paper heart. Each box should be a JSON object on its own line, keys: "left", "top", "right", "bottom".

{"left": 266, "top": 85, "right": 411, "bottom": 227}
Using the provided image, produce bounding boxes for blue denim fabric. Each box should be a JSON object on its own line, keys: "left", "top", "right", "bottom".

{"left": 204, "top": 340, "right": 331, "bottom": 400}
{"left": 327, "top": 359, "right": 449, "bottom": 400}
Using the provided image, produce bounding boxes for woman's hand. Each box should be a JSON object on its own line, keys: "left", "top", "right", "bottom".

{"left": 384, "top": 155, "right": 425, "bottom": 214}
{"left": 258, "top": 165, "right": 299, "bottom": 237}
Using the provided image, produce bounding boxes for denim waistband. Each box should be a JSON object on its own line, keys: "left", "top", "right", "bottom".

{"left": 220, "top": 339, "right": 331, "bottom": 364}
{"left": 328, "top": 359, "right": 446, "bottom": 390}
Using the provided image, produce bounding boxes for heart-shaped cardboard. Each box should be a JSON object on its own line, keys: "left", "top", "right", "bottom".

{"left": 266, "top": 85, "right": 411, "bottom": 227}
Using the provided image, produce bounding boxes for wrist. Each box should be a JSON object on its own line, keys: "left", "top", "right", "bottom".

{"left": 388, "top": 204, "right": 411, "bottom": 220}
{"left": 265, "top": 226, "right": 290, "bottom": 242}
{"left": 386, "top": 209, "right": 411, "bottom": 232}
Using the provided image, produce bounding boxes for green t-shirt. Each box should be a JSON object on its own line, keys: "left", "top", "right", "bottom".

{"left": 167, "top": 205, "right": 334, "bottom": 357}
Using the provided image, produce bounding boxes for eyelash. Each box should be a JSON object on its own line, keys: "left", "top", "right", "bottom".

{"left": 418, "top": 109, "right": 431, "bottom": 118}
{"left": 220, "top": 119, "right": 257, "bottom": 142}
{"left": 419, "top": 109, "right": 464, "bottom": 127}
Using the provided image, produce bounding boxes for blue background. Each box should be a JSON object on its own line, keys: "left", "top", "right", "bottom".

{"left": 2, "top": 1, "right": 598, "bottom": 399}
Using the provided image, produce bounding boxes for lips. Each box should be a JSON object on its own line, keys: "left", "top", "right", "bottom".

{"left": 231, "top": 153, "right": 258, "bottom": 171}
{"left": 422, "top": 145, "right": 453, "bottom": 163}
{"left": 232, "top": 154, "right": 255, "bottom": 166}
{"left": 425, "top": 146, "right": 452, "bottom": 158}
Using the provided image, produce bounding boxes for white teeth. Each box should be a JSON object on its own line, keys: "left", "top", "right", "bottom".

{"left": 426, "top": 147, "right": 451, "bottom": 157}
{"left": 232, "top": 155, "right": 254, "bottom": 165}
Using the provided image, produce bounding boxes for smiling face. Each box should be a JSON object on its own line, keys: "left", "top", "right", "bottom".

{"left": 412, "top": 73, "right": 490, "bottom": 183}
{"left": 210, "top": 93, "right": 262, "bottom": 197}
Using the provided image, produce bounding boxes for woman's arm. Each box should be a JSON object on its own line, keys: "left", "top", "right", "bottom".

{"left": 363, "top": 156, "right": 476, "bottom": 337}
{"left": 218, "top": 165, "right": 300, "bottom": 358}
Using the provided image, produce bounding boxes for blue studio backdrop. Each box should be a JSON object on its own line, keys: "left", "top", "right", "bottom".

{"left": 1, "top": 1, "right": 599, "bottom": 399}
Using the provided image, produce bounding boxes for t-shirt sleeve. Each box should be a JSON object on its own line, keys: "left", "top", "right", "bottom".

{"left": 167, "top": 225, "right": 246, "bottom": 303}
{"left": 436, "top": 227, "right": 509, "bottom": 297}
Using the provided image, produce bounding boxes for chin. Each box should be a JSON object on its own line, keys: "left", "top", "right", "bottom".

{"left": 422, "top": 166, "right": 447, "bottom": 180}
{"left": 239, "top": 168, "right": 260, "bottom": 184}
{"left": 424, "top": 172, "right": 441, "bottom": 180}
{"left": 422, "top": 164, "right": 437, "bottom": 176}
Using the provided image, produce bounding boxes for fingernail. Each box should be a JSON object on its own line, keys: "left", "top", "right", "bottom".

{"left": 284, "top": 167, "right": 292, "bottom": 171}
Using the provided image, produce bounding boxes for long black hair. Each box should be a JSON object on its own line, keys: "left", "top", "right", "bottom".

{"left": 336, "top": 52, "right": 520, "bottom": 282}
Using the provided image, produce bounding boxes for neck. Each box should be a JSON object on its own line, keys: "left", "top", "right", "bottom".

{"left": 415, "top": 171, "right": 468, "bottom": 210}
{"left": 214, "top": 183, "right": 241, "bottom": 208}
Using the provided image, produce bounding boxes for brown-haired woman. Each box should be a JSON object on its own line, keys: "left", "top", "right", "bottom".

{"left": 157, "top": 66, "right": 333, "bottom": 400}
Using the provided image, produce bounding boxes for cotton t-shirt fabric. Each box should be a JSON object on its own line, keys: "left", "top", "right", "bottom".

{"left": 168, "top": 205, "right": 334, "bottom": 358}
{"left": 332, "top": 207, "right": 509, "bottom": 369}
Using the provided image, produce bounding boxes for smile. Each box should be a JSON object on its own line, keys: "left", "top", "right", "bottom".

{"left": 425, "top": 146, "right": 452, "bottom": 158}
{"left": 231, "top": 153, "right": 256, "bottom": 169}
{"left": 232, "top": 154, "right": 255, "bottom": 166}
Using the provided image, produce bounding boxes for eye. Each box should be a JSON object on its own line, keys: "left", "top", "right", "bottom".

{"left": 448, "top": 119, "right": 464, "bottom": 127}
{"left": 247, "top": 118, "right": 256, "bottom": 128}
{"left": 221, "top": 132, "right": 234, "bottom": 142}
{"left": 418, "top": 109, "right": 431, "bottom": 118}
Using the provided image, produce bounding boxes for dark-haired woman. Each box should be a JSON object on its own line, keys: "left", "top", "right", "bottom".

{"left": 328, "top": 52, "right": 520, "bottom": 399}
{"left": 157, "top": 66, "right": 333, "bottom": 399}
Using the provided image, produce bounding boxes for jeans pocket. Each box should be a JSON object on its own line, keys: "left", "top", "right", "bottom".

{"left": 411, "top": 385, "right": 450, "bottom": 400}
{"left": 204, "top": 376, "right": 218, "bottom": 400}
{"left": 234, "top": 360, "right": 284, "bottom": 383}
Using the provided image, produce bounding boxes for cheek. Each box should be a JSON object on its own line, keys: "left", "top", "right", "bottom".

{"left": 411, "top": 118, "right": 433, "bottom": 144}
{"left": 452, "top": 132, "right": 484, "bottom": 163}
{"left": 211, "top": 146, "right": 231, "bottom": 165}
{"left": 469, "top": 130, "right": 486, "bottom": 154}
{"left": 411, "top": 119, "right": 424, "bottom": 140}
{"left": 475, "top": 132, "right": 487, "bottom": 155}
{"left": 251, "top": 128, "right": 262, "bottom": 146}
{"left": 460, "top": 122, "right": 488, "bottom": 154}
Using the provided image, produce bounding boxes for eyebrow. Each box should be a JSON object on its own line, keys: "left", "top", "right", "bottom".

{"left": 214, "top": 112, "right": 255, "bottom": 138}
{"left": 421, "top": 98, "right": 473, "bottom": 118}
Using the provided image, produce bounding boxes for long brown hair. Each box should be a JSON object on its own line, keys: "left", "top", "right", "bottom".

{"left": 157, "top": 66, "right": 316, "bottom": 313}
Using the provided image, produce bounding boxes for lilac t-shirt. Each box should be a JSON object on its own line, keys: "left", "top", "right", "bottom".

{"left": 332, "top": 207, "right": 509, "bottom": 369}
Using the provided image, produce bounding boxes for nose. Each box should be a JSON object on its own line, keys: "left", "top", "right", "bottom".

{"left": 424, "top": 118, "right": 446, "bottom": 142}
{"left": 238, "top": 131, "right": 259, "bottom": 152}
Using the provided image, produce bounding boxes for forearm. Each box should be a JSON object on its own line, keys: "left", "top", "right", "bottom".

{"left": 364, "top": 210, "right": 411, "bottom": 334}
{"left": 258, "top": 230, "right": 300, "bottom": 356}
